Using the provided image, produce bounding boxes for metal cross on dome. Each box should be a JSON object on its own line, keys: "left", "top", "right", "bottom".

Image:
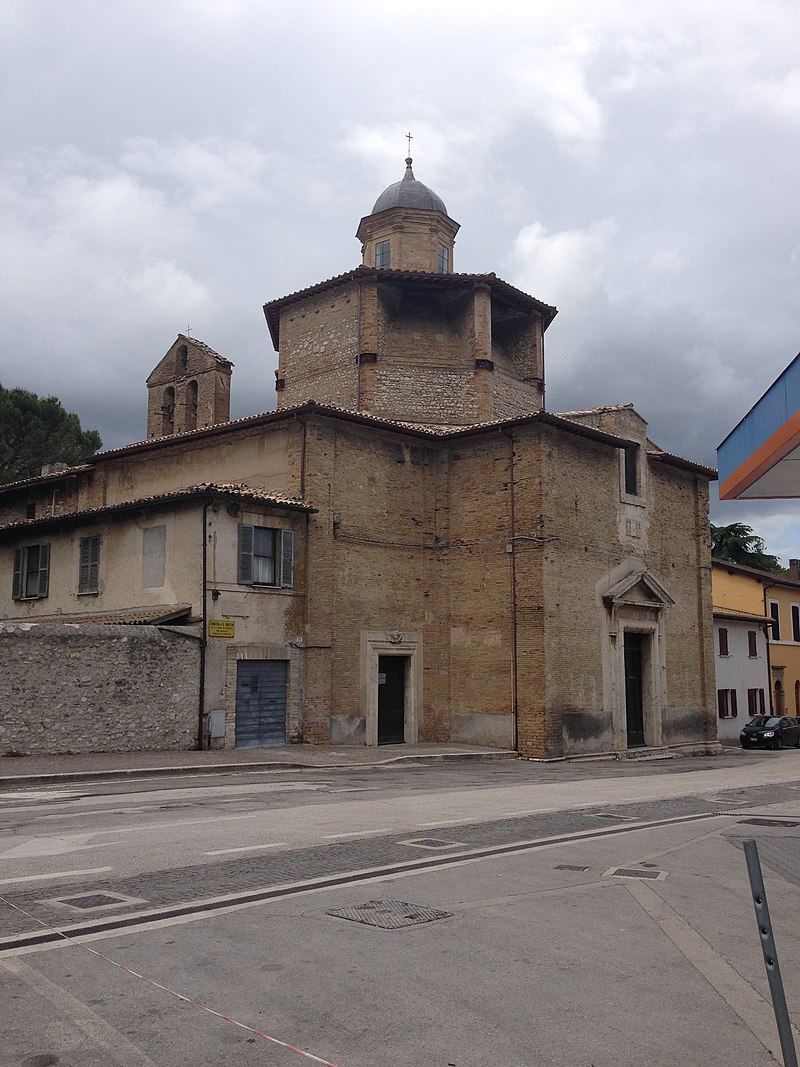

{"left": 406, "top": 131, "right": 413, "bottom": 155}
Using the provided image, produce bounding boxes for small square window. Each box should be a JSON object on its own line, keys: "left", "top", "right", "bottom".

{"left": 238, "top": 525, "right": 294, "bottom": 588}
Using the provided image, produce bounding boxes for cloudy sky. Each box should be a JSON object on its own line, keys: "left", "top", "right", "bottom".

{"left": 2, "top": 1, "right": 799, "bottom": 556}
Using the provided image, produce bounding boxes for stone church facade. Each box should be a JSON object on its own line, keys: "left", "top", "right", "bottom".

{"left": 0, "top": 159, "right": 718, "bottom": 757}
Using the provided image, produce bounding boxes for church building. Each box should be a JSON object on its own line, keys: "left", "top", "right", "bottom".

{"left": 0, "top": 158, "right": 719, "bottom": 759}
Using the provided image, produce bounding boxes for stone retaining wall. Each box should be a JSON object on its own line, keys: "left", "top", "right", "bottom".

{"left": 0, "top": 622, "right": 201, "bottom": 755}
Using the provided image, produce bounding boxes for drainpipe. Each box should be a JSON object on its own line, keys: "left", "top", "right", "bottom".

{"left": 503, "top": 429, "right": 519, "bottom": 751}
{"left": 763, "top": 578, "right": 777, "bottom": 713}
{"left": 355, "top": 281, "right": 362, "bottom": 411}
{"left": 197, "top": 499, "right": 209, "bottom": 749}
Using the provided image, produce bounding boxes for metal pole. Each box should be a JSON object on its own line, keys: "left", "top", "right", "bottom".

{"left": 743, "top": 838, "right": 798, "bottom": 1067}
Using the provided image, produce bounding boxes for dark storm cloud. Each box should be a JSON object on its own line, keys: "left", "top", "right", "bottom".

{"left": 2, "top": 0, "right": 799, "bottom": 554}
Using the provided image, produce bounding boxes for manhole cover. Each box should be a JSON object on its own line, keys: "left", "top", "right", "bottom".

{"left": 398, "top": 837, "right": 465, "bottom": 850}
{"left": 326, "top": 900, "right": 452, "bottom": 929}
{"left": 555, "top": 864, "right": 590, "bottom": 872}
{"left": 50, "top": 892, "right": 137, "bottom": 911}
{"left": 608, "top": 868, "right": 664, "bottom": 880}
{"left": 738, "top": 818, "right": 800, "bottom": 828}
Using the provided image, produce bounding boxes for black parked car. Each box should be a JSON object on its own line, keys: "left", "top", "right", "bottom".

{"left": 740, "top": 716, "right": 800, "bottom": 750}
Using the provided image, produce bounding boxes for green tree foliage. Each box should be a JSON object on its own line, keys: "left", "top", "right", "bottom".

{"left": 710, "top": 521, "right": 785, "bottom": 574}
{"left": 0, "top": 385, "right": 102, "bottom": 485}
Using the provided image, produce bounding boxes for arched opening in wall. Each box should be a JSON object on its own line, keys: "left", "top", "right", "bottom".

{"left": 177, "top": 344, "right": 188, "bottom": 373}
{"left": 185, "top": 379, "right": 198, "bottom": 431}
{"left": 162, "top": 386, "right": 175, "bottom": 435}
{"left": 775, "top": 679, "right": 785, "bottom": 714}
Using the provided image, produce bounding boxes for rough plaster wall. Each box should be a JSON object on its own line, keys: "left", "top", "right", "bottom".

{"left": 0, "top": 623, "right": 200, "bottom": 754}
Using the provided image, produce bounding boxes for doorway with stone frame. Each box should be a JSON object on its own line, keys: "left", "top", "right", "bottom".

{"left": 361, "top": 630, "right": 421, "bottom": 746}
{"left": 601, "top": 570, "right": 673, "bottom": 752}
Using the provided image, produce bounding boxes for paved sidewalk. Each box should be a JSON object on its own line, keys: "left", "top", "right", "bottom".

{"left": 0, "top": 742, "right": 517, "bottom": 787}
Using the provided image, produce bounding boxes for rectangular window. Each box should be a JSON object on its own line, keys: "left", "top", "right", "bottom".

{"left": 747, "top": 688, "right": 767, "bottom": 715}
{"left": 718, "top": 628, "right": 729, "bottom": 656}
{"left": 792, "top": 604, "right": 800, "bottom": 642}
{"left": 238, "top": 525, "right": 294, "bottom": 588}
{"left": 78, "top": 535, "right": 100, "bottom": 594}
{"left": 623, "top": 445, "right": 638, "bottom": 496}
{"left": 718, "top": 688, "right": 738, "bottom": 718}
{"left": 12, "top": 543, "right": 51, "bottom": 600}
{"left": 375, "top": 240, "right": 391, "bottom": 269}
{"left": 142, "top": 525, "right": 166, "bottom": 589}
{"left": 748, "top": 630, "right": 758, "bottom": 657}
{"left": 437, "top": 243, "right": 448, "bottom": 273}
{"left": 769, "top": 600, "right": 781, "bottom": 641}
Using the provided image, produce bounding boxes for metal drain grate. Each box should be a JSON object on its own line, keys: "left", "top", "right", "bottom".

{"left": 50, "top": 891, "right": 138, "bottom": 911}
{"left": 398, "top": 837, "right": 465, "bottom": 850}
{"left": 738, "top": 818, "right": 800, "bottom": 828}
{"left": 326, "top": 899, "right": 452, "bottom": 930}
{"left": 555, "top": 864, "right": 590, "bottom": 872}
{"left": 608, "top": 867, "right": 665, "bottom": 880}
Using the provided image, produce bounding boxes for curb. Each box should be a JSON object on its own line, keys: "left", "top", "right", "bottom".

{"left": 0, "top": 749, "right": 518, "bottom": 788}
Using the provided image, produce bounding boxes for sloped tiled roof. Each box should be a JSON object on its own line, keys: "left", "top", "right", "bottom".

{"left": 0, "top": 483, "right": 314, "bottom": 535}
{"left": 263, "top": 265, "right": 558, "bottom": 349}
{"left": 177, "top": 333, "right": 234, "bottom": 368}
{"left": 712, "top": 606, "right": 772, "bottom": 623}
{"left": 8, "top": 604, "right": 196, "bottom": 626}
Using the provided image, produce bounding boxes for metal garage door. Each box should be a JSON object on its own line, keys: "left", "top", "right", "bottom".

{"left": 234, "top": 660, "right": 287, "bottom": 747}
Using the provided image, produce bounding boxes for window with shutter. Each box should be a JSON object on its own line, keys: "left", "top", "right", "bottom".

{"left": 78, "top": 536, "right": 100, "bottom": 594}
{"left": 280, "top": 530, "right": 294, "bottom": 588}
{"left": 238, "top": 525, "right": 294, "bottom": 588}
{"left": 12, "top": 543, "right": 51, "bottom": 600}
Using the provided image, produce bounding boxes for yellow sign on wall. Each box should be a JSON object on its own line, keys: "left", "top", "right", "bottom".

{"left": 208, "top": 619, "right": 235, "bottom": 638}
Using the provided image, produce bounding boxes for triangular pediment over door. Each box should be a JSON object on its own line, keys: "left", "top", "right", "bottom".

{"left": 601, "top": 570, "right": 674, "bottom": 610}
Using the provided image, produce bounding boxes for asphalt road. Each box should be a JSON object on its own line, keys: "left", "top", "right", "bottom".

{"left": 3, "top": 751, "right": 800, "bottom": 1066}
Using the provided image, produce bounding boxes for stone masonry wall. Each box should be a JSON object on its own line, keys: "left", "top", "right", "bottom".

{"left": 0, "top": 622, "right": 200, "bottom": 754}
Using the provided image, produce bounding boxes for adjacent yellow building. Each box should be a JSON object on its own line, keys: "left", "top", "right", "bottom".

{"left": 712, "top": 559, "right": 800, "bottom": 715}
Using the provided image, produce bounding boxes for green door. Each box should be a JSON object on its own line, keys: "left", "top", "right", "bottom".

{"left": 378, "top": 655, "right": 406, "bottom": 745}
{"left": 624, "top": 632, "right": 645, "bottom": 748}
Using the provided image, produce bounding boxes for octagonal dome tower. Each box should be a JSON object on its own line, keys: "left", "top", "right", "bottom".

{"left": 356, "top": 158, "right": 460, "bottom": 274}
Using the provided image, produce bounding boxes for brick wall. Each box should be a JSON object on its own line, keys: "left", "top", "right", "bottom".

{"left": 0, "top": 622, "right": 200, "bottom": 754}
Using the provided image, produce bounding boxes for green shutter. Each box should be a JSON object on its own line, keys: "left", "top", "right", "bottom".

{"left": 279, "top": 529, "right": 294, "bottom": 588}
{"left": 238, "top": 524, "right": 254, "bottom": 584}
{"left": 12, "top": 548, "right": 22, "bottom": 599}
{"left": 38, "top": 543, "right": 50, "bottom": 598}
{"left": 79, "top": 536, "right": 100, "bottom": 593}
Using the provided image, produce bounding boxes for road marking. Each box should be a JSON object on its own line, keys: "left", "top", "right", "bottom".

{"left": 1, "top": 836, "right": 114, "bottom": 859}
{"left": 323, "top": 828, "right": 394, "bottom": 839}
{"left": 71, "top": 813, "right": 261, "bottom": 837}
{"left": 1, "top": 956, "right": 161, "bottom": 1066}
{"left": 627, "top": 879, "right": 800, "bottom": 1061}
{"left": 204, "top": 843, "right": 287, "bottom": 855}
{"left": 0, "top": 866, "right": 113, "bottom": 886}
{"left": 419, "top": 819, "right": 474, "bottom": 827}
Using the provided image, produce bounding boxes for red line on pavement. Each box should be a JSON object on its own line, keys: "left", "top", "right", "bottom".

{"left": 0, "top": 895, "right": 340, "bottom": 1066}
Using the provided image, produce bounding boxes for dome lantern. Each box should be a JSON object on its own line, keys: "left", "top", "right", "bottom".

{"left": 356, "top": 157, "right": 459, "bottom": 274}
